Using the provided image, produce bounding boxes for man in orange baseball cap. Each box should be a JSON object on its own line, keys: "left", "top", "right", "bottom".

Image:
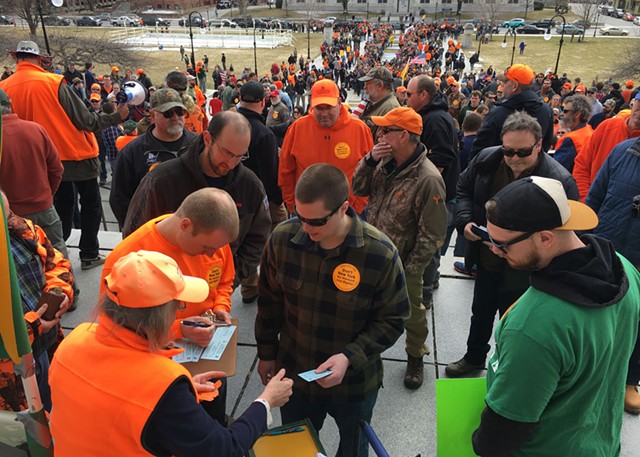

{"left": 50, "top": 250, "right": 294, "bottom": 456}
{"left": 353, "top": 106, "right": 448, "bottom": 390}
{"left": 472, "top": 63, "right": 554, "bottom": 155}
{"left": 278, "top": 79, "right": 373, "bottom": 214}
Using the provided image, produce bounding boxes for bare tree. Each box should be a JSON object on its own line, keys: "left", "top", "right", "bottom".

{"left": 237, "top": 0, "right": 248, "bottom": 18}
{"left": 611, "top": 43, "right": 640, "bottom": 82}
{"left": 9, "top": 0, "right": 39, "bottom": 41}
{"left": 480, "top": 0, "right": 509, "bottom": 40}
{"left": 573, "top": 0, "right": 598, "bottom": 26}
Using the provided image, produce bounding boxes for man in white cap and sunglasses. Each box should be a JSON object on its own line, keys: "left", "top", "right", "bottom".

{"left": 472, "top": 176, "right": 640, "bottom": 457}
{"left": 446, "top": 111, "right": 579, "bottom": 378}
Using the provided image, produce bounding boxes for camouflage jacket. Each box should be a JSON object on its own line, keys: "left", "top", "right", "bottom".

{"left": 353, "top": 143, "right": 448, "bottom": 275}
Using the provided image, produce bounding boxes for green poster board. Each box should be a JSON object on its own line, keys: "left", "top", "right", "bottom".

{"left": 436, "top": 377, "right": 487, "bottom": 457}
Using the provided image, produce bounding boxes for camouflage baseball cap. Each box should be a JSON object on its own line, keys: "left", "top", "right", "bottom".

{"left": 150, "top": 88, "right": 185, "bottom": 113}
{"left": 358, "top": 66, "right": 393, "bottom": 83}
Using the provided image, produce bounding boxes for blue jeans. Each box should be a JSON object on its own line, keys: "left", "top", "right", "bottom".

{"left": 280, "top": 391, "right": 378, "bottom": 457}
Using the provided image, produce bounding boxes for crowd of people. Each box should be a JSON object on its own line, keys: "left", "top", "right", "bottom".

{"left": 0, "top": 12, "right": 639, "bottom": 456}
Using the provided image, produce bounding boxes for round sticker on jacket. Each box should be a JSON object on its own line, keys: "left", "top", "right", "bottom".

{"left": 207, "top": 265, "right": 222, "bottom": 289}
{"left": 334, "top": 142, "right": 351, "bottom": 159}
{"left": 332, "top": 263, "right": 360, "bottom": 292}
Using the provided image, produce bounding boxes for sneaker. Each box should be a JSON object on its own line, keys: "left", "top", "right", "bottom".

{"left": 453, "top": 261, "right": 477, "bottom": 277}
{"left": 81, "top": 254, "right": 106, "bottom": 271}
{"left": 404, "top": 355, "right": 424, "bottom": 389}
{"left": 423, "top": 299, "right": 433, "bottom": 310}
{"left": 624, "top": 385, "right": 640, "bottom": 415}
{"left": 445, "top": 357, "right": 484, "bottom": 377}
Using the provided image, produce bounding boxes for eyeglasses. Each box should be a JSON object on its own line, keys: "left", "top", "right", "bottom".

{"left": 405, "top": 89, "right": 423, "bottom": 97}
{"left": 294, "top": 200, "right": 346, "bottom": 227}
{"left": 562, "top": 108, "right": 574, "bottom": 113}
{"left": 379, "top": 126, "right": 404, "bottom": 135}
{"left": 488, "top": 231, "right": 535, "bottom": 255}
{"left": 161, "top": 107, "right": 186, "bottom": 118}
{"left": 500, "top": 142, "right": 538, "bottom": 158}
{"left": 214, "top": 141, "right": 249, "bottom": 161}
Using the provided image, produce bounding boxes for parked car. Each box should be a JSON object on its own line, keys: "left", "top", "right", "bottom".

{"left": 600, "top": 26, "right": 629, "bottom": 35}
{"left": 0, "top": 15, "right": 15, "bottom": 25}
{"left": 323, "top": 16, "right": 337, "bottom": 24}
{"left": 217, "top": 0, "right": 232, "bottom": 9}
{"left": 179, "top": 17, "right": 206, "bottom": 27}
{"left": 598, "top": 4, "right": 614, "bottom": 14}
{"left": 501, "top": 18, "right": 526, "bottom": 28}
{"left": 556, "top": 24, "right": 584, "bottom": 35}
{"left": 112, "top": 16, "right": 138, "bottom": 27}
{"left": 141, "top": 17, "right": 171, "bottom": 27}
{"left": 43, "top": 16, "right": 71, "bottom": 26}
{"left": 634, "top": 16, "right": 640, "bottom": 25}
{"left": 622, "top": 12, "right": 636, "bottom": 21}
{"left": 572, "top": 19, "right": 591, "bottom": 29}
{"left": 531, "top": 18, "right": 556, "bottom": 29}
{"left": 519, "top": 24, "right": 546, "bottom": 34}
{"left": 76, "top": 16, "right": 102, "bottom": 26}
{"left": 98, "top": 13, "right": 111, "bottom": 21}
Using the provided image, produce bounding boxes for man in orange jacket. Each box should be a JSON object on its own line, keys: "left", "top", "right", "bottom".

{"left": 279, "top": 80, "right": 372, "bottom": 214}
{"left": 100, "top": 187, "right": 238, "bottom": 425}
{"left": 554, "top": 95, "right": 593, "bottom": 173}
{"left": 573, "top": 92, "right": 640, "bottom": 201}
{"left": 0, "top": 41, "right": 128, "bottom": 271}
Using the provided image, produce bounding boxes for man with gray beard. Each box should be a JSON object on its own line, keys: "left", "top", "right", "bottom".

{"left": 110, "top": 88, "right": 198, "bottom": 228}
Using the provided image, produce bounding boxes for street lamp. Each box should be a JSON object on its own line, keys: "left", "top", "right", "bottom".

{"left": 593, "top": 7, "right": 600, "bottom": 38}
{"left": 188, "top": 11, "right": 204, "bottom": 69}
{"left": 366, "top": 0, "right": 369, "bottom": 20}
{"left": 252, "top": 19, "right": 258, "bottom": 75}
{"left": 307, "top": 19, "right": 311, "bottom": 59}
{"left": 544, "top": 14, "right": 566, "bottom": 76}
{"left": 502, "top": 28, "right": 517, "bottom": 66}
{"left": 37, "top": 0, "right": 63, "bottom": 55}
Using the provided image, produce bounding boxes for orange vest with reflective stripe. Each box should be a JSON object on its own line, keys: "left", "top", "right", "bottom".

{"left": 49, "top": 316, "right": 195, "bottom": 456}
{"left": 0, "top": 62, "right": 98, "bottom": 162}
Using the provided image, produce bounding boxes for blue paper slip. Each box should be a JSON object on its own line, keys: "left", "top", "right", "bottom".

{"left": 298, "top": 369, "right": 333, "bottom": 382}
{"left": 201, "top": 325, "right": 237, "bottom": 361}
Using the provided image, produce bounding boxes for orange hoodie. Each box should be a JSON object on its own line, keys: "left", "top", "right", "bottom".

{"left": 279, "top": 104, "right": 373, "bottom": 213}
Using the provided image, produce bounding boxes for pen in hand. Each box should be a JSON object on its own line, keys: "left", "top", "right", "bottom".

{"left": 181, "top": 320, "right": 212, "bottom": 328}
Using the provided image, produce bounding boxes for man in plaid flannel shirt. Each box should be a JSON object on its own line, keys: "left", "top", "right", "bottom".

{"left": 256, "top": 164, "right": 409, "bottom": 457}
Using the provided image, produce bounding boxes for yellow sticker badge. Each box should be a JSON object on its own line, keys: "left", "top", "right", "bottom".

{"left": 207, "top": 265, "right": 222, "bottom": 289}
{"left": 334, "top": 142, "right": 351, "bottom": 159}
{"left": 333, "top": 263, "right": 361, "bottom": 292}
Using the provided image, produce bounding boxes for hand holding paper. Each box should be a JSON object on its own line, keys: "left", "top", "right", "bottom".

{"left": 181, "top": 316, "right": 216, "bottom": 347}
{"left": 314, "top": 353, "right": 349, "bottom": 389}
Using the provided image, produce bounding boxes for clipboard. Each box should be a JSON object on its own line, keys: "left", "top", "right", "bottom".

{"left": 249, "top": 419, "right": 326, "bottom": 457}
{"left": 181, "top": 318, "right": 238, "bottom": 377}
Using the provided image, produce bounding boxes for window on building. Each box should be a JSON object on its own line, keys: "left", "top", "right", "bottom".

{"left": 378, "top": 0, "right": 388, "bottom": 3}
{"left": 420, "top": 0, "right": 430, "bottom": 3}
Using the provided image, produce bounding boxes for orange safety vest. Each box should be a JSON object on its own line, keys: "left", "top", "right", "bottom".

{"left": 49, "top": 315, "right": 196, "bottom": 456}
{"left": 184, "top": 105, "right": 206, "bottom": 134}
{"left": 0, "top": 61, "right": 99, "bottom": 162}
{"left": 562, "top": 123, "right": 593, "bottom": 156}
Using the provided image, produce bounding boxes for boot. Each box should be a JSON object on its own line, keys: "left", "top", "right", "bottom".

{"left": 624, "top": 385, "right": 640, "bottom": 415}
{"left": 404, "top": 355, "right": 424, "bottom": 390}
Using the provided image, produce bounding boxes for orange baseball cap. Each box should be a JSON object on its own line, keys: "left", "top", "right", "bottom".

{"left": 574, "top": 84, "right": 586, "bottom": 93}
{"left": 136, "top": 68, "right": 145, "bottom": 75}
{"left": 446, "top": 76, "right": 456, "bottom": 85}
{"left": 371, "top": 107, "right": 423, "bottom": 135}
{"left": 111, "top": 66, "right": 119, "bottom": 72}
{"left": 504, "top": 64, "right": 535, "bottom": 85}
{"left": 105, "top": 251, "right": 209, "bottom": 309}
{"left": 311, "top": 80, "right": 340, "bottom": 107}
{"left": 89, "top": 93, "right": 101, "bottom": 102}
{"left": 91, "top": 83, "right": 101, "bottom": 91}
{"left": 562, "top": 82, "right": 572, "bottom": 89}
{"left": 396, "top": 86, "right": 407, "bottom": 93}
{"left": 274, "top": 80, "right": 283, "bottom": 90}
{"left": 625, "top": 80, "right": 634, "bottom": 88}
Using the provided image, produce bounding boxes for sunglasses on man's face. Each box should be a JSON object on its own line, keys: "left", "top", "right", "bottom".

{"left": 488, "top": 231, "right": 535, "bottom": 255}
{"left": 500, "top": 142, "right": 538, "bottom": 158}
{"left": 161, "top": 107, "right": 185, "bottom": 118}
{"left": 294, "top": 200, "right": 346, "bottom": 227}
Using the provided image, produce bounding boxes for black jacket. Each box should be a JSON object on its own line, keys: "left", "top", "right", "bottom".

{"left": 123, "top": 136, "right": 271, "bottom": 282}
{"left": 472, "top": 90, "right": 554, "bottom": 156}
{"left": 237, "top": 107, "right": 283, "bottom": 205}
{"left": 417, "top": 92, "right": 460, "bottom": 202}
{"left": 456, "top": 146, "right": 579, "bottom": 265}
{"left": 109, "top": 125, "right": 198, "bottom": 227}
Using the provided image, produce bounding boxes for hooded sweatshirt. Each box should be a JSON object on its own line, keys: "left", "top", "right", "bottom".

{"left": 473, "top": 235, "right": 640, "bottom": 457}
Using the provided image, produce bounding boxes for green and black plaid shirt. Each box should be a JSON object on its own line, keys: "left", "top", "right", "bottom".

{"left": 256, "top": 208, "right": 409, "bottom": 402}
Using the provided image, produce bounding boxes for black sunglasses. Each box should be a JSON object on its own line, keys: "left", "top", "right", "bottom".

{"left": 379, "top": 126, "right": 404, "bottom": 135}
{"left": 500, "top": 143, "right": 538, "bottom": 158}
{"left": 489, "top": 231, "right": 535, "bottom": 254}
{"left": 294, "top": 200, "right": 346, "bottom": 227}
{"left": 162, "top": 107, "right": 186, "bottom": 118}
